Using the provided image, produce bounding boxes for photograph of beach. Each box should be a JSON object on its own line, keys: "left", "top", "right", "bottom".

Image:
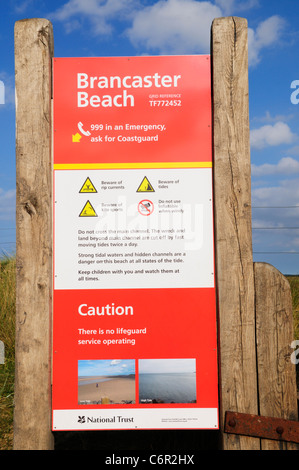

{"left": 78, "top": 359, "right": 135, "bottom": 405}
{"left": 138, "top": 359, "right": 197, "bottom": 404}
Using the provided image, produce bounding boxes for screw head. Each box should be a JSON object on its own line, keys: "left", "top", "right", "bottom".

{"left": 228, "top": 418, "right": 236, "bottom": 428}
{"left": 276, "top": 426, "right": 284, "bottom": 435}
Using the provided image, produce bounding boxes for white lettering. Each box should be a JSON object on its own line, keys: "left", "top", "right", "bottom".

{"left": 78, "top": 303, "right": 88, "bottom": 315}
{"left": 291, "top": 340, "right": 299, "bottom": 364}
{"left": 77, "top": 73, "right": 89, "bottom": 89}
{"left": 76, "top": 72, "right": 181, "bottom": 107}
{"left": 291, "top": 80, "right": 299, "bottom": 104}
{"left": 78, "top": 303, "right": 134, "bottom": 316}
{"left": 77, "top": 91, "right": 88, "bottom": 107}
{"left": 77, "top": 90, "right": 134, "bottom": 108}
{"left": 77, "top": 73, "right": 181, "bottom": 89}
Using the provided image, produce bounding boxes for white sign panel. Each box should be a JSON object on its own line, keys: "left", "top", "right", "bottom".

{"left": 54, "top": 168, "right": 214, "bottom": 290}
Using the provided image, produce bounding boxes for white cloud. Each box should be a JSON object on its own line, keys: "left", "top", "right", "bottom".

{"left": 250, "top": 122, "right": 296, "bottom": 149}
{"left": 214, "top": 0, "right": 235, "bottom": 14}
{"left": 287, "top": 145, "right": 299, "bottom": 156}
{"left": 252, "top": 178, "right": 299, "bottom": 208}
{"left": 252, "top": 111, "right": 295, "bottom": 124}
{"left": 252, "top": 157, "right": 299, "bottom": 177}
{"left": 128, "top": 6, "right": 286, "bottom": 61}
{"left": 14, "top": 0, "right": 35, "bottom": 14}
{"left": 110, "top": 360, "right": 121, "bottom": 366}
{"left": 215, "top": 0, "right": 259, "bottom": 15}
{"left": 248, "top": 15, "right": 286, "bottom": 66}
{"left": 49, "top": 0, "right": 286, "bottom": 64}
{"left": 50, "top": 0, "right": 138, "bottom": 36}
{"left": 126, "top": 0, "right": 222, "bottom": 54}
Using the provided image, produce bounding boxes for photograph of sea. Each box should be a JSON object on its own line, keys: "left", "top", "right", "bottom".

{"left": 138, "top": 359, "right": 197, "bottom": 404}
{"left": 78, "top": 359, "right": 135, "bottom": 405}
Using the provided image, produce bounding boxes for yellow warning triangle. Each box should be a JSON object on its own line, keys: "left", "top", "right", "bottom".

{"left": 136, "top": 176, "right": 155, "bottom": 192}
{"left": 79, "top": 177, "right": 97, "bottom": 193}
{"left": 79, "top": 200, "right": 97, "bottom": 217}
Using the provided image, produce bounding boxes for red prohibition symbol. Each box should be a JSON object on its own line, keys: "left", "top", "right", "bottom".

{"left": 138, "top": 199, "right": 154, "bottom": 216}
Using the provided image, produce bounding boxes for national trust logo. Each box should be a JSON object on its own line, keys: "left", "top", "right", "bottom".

{"left": 78, "top": 415, "right": 86, "bottom": 424}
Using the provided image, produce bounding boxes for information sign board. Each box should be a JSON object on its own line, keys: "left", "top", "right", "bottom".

{"left": 52, "top": 55, "right": 218, "bottom": 430}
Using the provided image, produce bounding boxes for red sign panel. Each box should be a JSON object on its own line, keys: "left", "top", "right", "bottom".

{"left": 53, "top": 55, "right": 212, "bottom": 166}
{"left": 52, "top": 55, "right": 218, "bottom": 430}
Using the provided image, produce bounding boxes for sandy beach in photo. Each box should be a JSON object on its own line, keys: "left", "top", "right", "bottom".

{"left": 78, "top": 375, "right": 135, "bottom": 404}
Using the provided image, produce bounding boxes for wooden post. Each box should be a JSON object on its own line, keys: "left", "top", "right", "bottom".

{"left": 14, "top": 18, "right": 54, "bottom": 450}
{"left": 254, "top": 263, "right": 299, "bottom": 450}
{"left": 211, "top": 17, "right": 260, "bottom": 450}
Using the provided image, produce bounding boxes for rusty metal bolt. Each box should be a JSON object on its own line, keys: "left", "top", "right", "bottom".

{"left": 228, "top": 418, "right": 237, "bottom": 428}
{"left": 276, "top": 426, "right": 284, "bottom": 435}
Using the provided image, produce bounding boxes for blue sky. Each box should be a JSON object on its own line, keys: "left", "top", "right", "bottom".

{"left": 1, "top": 0, "right": 299, "bottom": 273}
{"left": 78, "top": 359, "right": 135, "bottom": 377}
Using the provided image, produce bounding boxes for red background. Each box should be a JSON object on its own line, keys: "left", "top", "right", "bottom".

{"left": 52, "top": 288, "right": 218, "bottom": 410}
{"left": 52, "top": 56, "right": 218, "bottom": 416}
{"left": 53, "top": 55, "right": 212, "bottom": 165}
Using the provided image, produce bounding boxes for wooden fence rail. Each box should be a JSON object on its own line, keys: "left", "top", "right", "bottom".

{"left": 254, "top": 262, "right": 298, "bottom": 450}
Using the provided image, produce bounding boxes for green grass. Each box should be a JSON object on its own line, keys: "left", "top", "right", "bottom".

{"left": 0, "top": 258, "right": 298, "bottom": 450}
{"left": 0, "top": 256, "right": 15, "bottom": 450}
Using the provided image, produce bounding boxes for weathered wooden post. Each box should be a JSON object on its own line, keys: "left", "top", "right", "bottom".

{"left": 211, "top": 17, "right": 260, "bottom": 450}
{"left": 212, "top": 17, "right": 298, "bottom": 450}
{"left": 14, "top": 18, "right": 54, "bottom": 450}
{"left": 254, "top": 263, "right": 298, "bottom": 450}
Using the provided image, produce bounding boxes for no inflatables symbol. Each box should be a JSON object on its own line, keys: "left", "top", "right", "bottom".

{"left": 138, "top": 200, "right": 154, "bottom": 216}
